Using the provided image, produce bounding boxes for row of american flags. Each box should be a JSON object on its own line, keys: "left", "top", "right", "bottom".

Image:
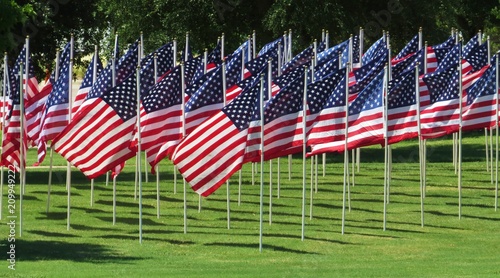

{"left": 1, "top": 30, "right": 498, "bottom": 197}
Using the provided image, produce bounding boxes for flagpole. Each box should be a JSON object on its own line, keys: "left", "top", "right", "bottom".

{"left": 185, "top": 32, "right": 190, "bottom": 61}
{"left": 19, "top": 60, "right": 25, "bottom": 237}
{"left": 66, "top": 35, "right": 74, "bottom": 231}
{"left": 113, "top": 175, "right": 117, "bottom": 225}
{"left": 140, "top": 32, "right": 149, "bottom": 185}
{"left": 222, "top": 60, "right": 231, "bottom": 230}
{"left": 136, "top": 65, "right": 143, "bottom": 243}
{"left": 154, "top": 52, "right": 160, "bottom": 218}
{"left": 259, "top": 74, "right": 265, "bottom": 252}
{"left": 386, "top": 37, "right": 392, "bottom": 205}
{"left": 47, "top": 47, "right": 60, "bottom": 213}
{"left": 301, "top": 66, "right": 308, "bottom": 241}
{"left": 495, "top": 53, "right": 499, "bottom": 211}
{"left": 458, "top": 54, "right": 463, "bottom": 219}
{"left": 181, "top": 61, "right": 188, "bottom": 234}
{"left": 347, "top": 36, "right": 353, "bottom": 212}
{"left": 488, "top": 37, "right": 494, "bottom": 184}
{"left": 252, "top": 30, "right": 256, "bottom": 59}
{"left": 221, "top": 33, "right": 225, "bottom": 59}
{"left": 342, "top": 63, "right": 350, "bottom": 235}
{"left": 238, "top": 44, "right": 245, "bottom": 204}
{"left": 416, "top": 63, "right": 424, "bottom": 227}
{"left": 267, "top": 59, "right": 273, "bottom": 225}
{"left": 383, "top": 64, "right": 388, "bottom": 231}
{"left": 309, "top": 47, "right": 316, "bottom": 219}
{"left": 357, "top": 28, "right": 364, "bottom": 173}
{"left": 90, "top": 45, "right": 98, "bottom": 207}
{"left": 423, "top": 42, "right": 428, "bottom": 198}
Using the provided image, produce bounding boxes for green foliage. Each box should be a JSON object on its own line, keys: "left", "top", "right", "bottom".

{"left": 0, "top": 1, "right": 33, "bottom": 52}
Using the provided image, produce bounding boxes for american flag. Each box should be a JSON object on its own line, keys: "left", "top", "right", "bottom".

{"left": 36, "top": 42, "right": 72, "bottom": 164}
{"left": 306, "top": 68, "right": 347, "bottom": 157}
{"left": 184, "top": 55, "right": 203, "bottom": 85}
{"left": 362, "top": 36, "right": 386, "bottom": 65}
{"left": 140, "top": 42, "right": 175, "bottom": 94}
{"left": 316, "top": 39, "right": 349, "bottom": 68}
{"left": 262, "top": 70, "right": 306, "bottom": 160}
{"left": 191, "top": 40, "right": 222, "bottom": 84}
{"left": 386, "top": 69, "right": 419, "bottom": 145}
{"left": 72, "top": 52, "right": 103, "bottom": 116}
{"left": 310, "top": 70, "right": 385, "bottom": 155}
{"left": 393, "top": 34, "right": 419, "bottom": 62}
{"left": 462, "top": 34, "right": 479, "bottom": 58}
{"left": 78, "top": 40, "right": 139, "bottom": 114}
{"left": 281, "top": 44, "right": 315, "bottom": 75}
{"left": 349, "top": 50, "right": 387, "bottom": 95}
{"left": 133, "top": 66, "right": 183, "bottom": 171}
{"left": 53, "top": 72, "right": 138, "bottom": 179}
{"left": 435, "top": 43, "right": 462, "bottom": 72}
{"left": 38, "top": 42, "right": 72, "bottom": 144}
{"left": 172, "top": 77, "right": 262, "bottom": 197}
{"left": 184, "top": 65, "right": 225, "bottom": 135}
{"left": 463, "top": 42, "right": 488, "bottom": 73}
{"left": 462, "top": 63, "right": 496, "bottom": 131}
{"left": 1, "top": 44, "right": 37, "bottom": 169}
{"left": 258, "top": 36, "right": 284, "bottom": 57}
{"left": 420, "top": 65, "right": 460, "bottom": 138}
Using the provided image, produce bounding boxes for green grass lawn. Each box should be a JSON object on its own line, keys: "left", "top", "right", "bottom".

{"left": 1, "top": 133, "right": 499, "bottom": 277}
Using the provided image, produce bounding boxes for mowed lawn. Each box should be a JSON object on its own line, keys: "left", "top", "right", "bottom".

{"left": 1, "top": 133, "right": 500, "bottom": 277}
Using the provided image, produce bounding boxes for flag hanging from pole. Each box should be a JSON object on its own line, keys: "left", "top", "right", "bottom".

{"left": 172, "top": 78, "right": 262, "bottom": 197}
{"left": 53, "top": 72, "right": 138, "bottom": 179}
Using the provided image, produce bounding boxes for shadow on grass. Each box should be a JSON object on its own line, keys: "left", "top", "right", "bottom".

{"left": 7, "top": 239, "right": 143, "bottom": 263}
{"left": 204, "top": 242, "right": 321, "bottom": 254}
{"left": 29, "top": 230, "right": 81, "bottom": 238}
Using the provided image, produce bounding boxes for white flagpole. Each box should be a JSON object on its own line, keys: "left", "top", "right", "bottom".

{"left": 66, "top": 35, "right": 74, "bottom": 231}
{"left": 326, "top": 30, "right": 330, "bottom": 49}
{"left": 288, "top": 29, "right": 293, "bottom": 61}
{"left": 383, "top": 64, "right": 389, "bottom": 231}
{"left": 301, "top": 67, "right": 308, "bottom": 241}
{"left": 458, "top": 54, "right": 463, "bottom": 219}
{"left": 238, "top": 44, "right": 247, "bottom": 203}
{"left": 416, "top": 63, "right": 424, "bottom": 227}
{"left": 181, "top": 61, "right": 188, "bottom": 234}
{"left": 418, "top": 27, "right": 423, "bottom": 50}
{"left": 252, "top": 30, "right": 256, "bottom": 59}
{"left": 347, "top": 36, "right": 353, "bottom": 212}
{"left": 47, "top": 47, "right": 60, "bottom": 212}
{"left": 221, "top": 33, "right": 225, "bottom": 59}
{"left": 185, "top": 32, "right": 190, "bottom": 61}
{"left": 140, "top": 33, "right": 149, "bottom": 184}
{"left": 136, "top": 65, "right": 143, "bottom": 243}
{"left": 267, "top": 59, "right": 273, "bottom": 225}
{"left": 221, "top": 61, "right": 230, "bottom": 230}
{"left": 342, "top": 63, "right": 350, "bottom": 235}
{"left": 386, "top": 41, "right": 392, "bottom": 204}
{"left": 356, "top": 28, "right": 364, "bottom": 173}
{"left": 495, "top": 53, "right": 499, "bottom": 211}
{"left": 113, "top": 175, "right": 117, "bottom": 225}
{"left": 0, "top": 53, "right": 7, "bottom": 220}
{"left": 154, "top": 53, "right": 160, "bottom": 218}
{"left": 19, "top": 60, "right": 25, "bottom": 237}
{"left": 423, "top": 42, "right": 428, "bottom": 198}
{"left": 90, "top": 45, "right": 98, "bottom": 207}
{"left": 259, "top": 74, "right": 265, "bottom": 252}
{"left": 488, "top": 36, "right": 494, "bottom": 183}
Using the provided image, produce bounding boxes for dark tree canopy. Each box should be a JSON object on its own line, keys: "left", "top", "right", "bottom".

{"left": 2, "top": 0, "right": 499, "bottom": 79}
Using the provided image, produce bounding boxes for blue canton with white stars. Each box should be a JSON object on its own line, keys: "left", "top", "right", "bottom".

{"left": 263, "top": 73, "right": 305, "bottom": 125}
{"left": 307, "top": 68, "right": 346, "bottom": 114}
{"left": 223, "top": 79, "right": 262, "bottom": 131}
{"left": 349, "top": 71, "right": 384, "bottom": 115}
{"left": 101, "top": 73, "right": 137, "bottom": 122}
{"left": 142, "top": 66, "right": 182, "bottom": 113}
{"left": 395, "top": 35, "right": 419, "bottom": 60}
{"left": 423, "top": 66, "right": 459, "bottom": 104}
{"left": 388, "top": 70, "right": 417, "bottom": 109}
{"left": 185, "top": 65, "right": 224, "bottom": 112}
{"left": 46, "top": 42, "right": 71, "bottom": 112}
{"left": 465, "top": 63, "right": 496, "bottom": 105}
{"left": 88, "top": 40, "right": 139, "bottom": 100}
{"left": 80, "top": 54, "right": 103, "bottom": 89}
{"left": 464, "top": 43, "right": 488, "bottom": 72}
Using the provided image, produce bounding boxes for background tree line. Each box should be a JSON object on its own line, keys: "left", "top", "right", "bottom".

{"left": 2, "top": 0, "right": 499, "bottom": 79}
